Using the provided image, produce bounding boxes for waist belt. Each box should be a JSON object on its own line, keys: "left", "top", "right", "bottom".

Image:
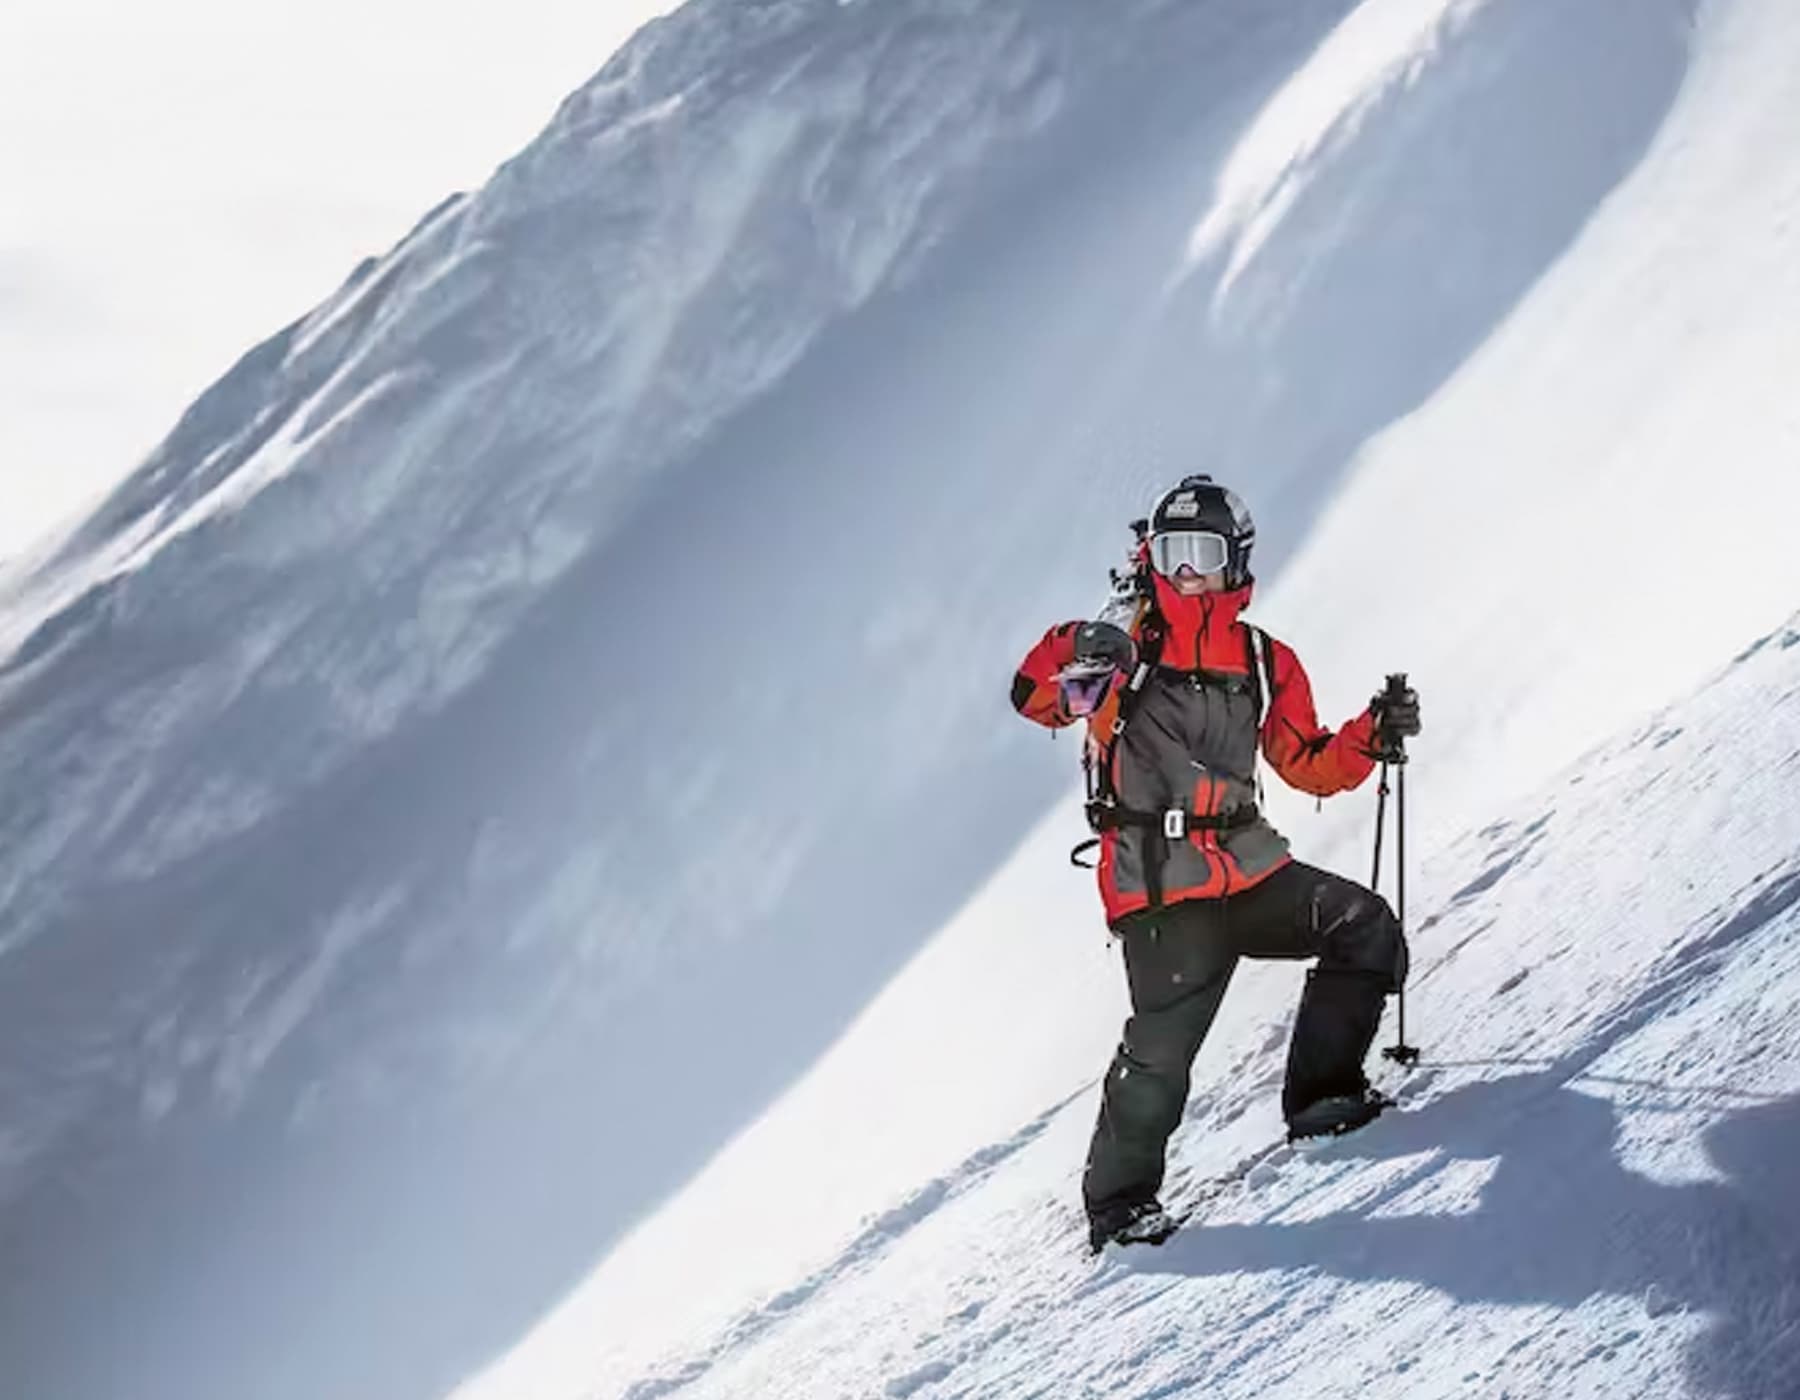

{"left": 1082, "top": 800, "right": 1260, "bottom": 839}
{"left": 1069, "top": 800, "right": 1260, "bottom": 877}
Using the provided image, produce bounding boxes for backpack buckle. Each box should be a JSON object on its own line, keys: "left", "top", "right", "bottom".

{"left": 1162, "top": 809, "right": 1188, "bottom": 840}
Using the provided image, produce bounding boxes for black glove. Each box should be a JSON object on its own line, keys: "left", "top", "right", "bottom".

{"left": 1072, "top": 620, "right": 1137, "bottom": 673}
{"left": 1370, "top": 680, "right": 1421, "bottom": 747}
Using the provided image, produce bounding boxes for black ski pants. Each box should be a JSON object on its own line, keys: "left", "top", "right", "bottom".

{"left": 1082, "top": 859, "right": 1407, "bottom": 1219}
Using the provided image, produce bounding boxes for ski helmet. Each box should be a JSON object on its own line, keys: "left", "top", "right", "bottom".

{"left": 1145, "top": 474, "right": 1255, "bottom": 588}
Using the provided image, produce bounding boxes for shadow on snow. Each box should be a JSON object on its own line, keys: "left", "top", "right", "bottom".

{"left": 1157, "top": 1076, "right": 1800, "bottom": 1400}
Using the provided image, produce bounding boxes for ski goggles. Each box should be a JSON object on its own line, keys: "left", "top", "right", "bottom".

{"left": 1148, "top": 530, "right": 1231, "bottom": 578}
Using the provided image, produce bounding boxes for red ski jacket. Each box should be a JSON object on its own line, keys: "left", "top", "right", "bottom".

{"left": 1011, "top": 579, "right": 1379, "bottom": 924}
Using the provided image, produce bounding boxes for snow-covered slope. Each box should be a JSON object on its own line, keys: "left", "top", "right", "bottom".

{"left": 522, "top": 608, "right": 1800, "bottom": 1400}
{"left": 2, "top": 0, "right": 1797, "bottom": 1396}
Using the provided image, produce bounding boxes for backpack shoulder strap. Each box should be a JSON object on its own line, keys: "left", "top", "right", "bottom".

{"left": 1242, "top": 622, "right": 1278, "bottom": 809}
{"left": 1244, "top": 622, "right": 1278, "bottom": 728}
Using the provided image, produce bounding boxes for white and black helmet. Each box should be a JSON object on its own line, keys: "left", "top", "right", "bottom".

{"left": 1146, "top": 474, "right": 1256, "bottom": 588}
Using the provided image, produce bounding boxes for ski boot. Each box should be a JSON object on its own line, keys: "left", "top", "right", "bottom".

{"left": 1087, "top": 1198, "right": 1178, "bottom": 1254}
{"left": 1286, "top": 1087, "right": 1395, "bottom": 1143}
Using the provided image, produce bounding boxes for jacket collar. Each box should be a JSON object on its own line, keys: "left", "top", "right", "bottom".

{"left": 1148, "top": 575, "right": 1255, "bottom": 671}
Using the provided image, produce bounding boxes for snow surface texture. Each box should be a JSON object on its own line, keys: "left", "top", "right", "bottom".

{"left": 2, "top": 0, "right": 1798, "bottom": 1395}
{"left": 531, "top": 612, "right": 1800, "bottom": 1399}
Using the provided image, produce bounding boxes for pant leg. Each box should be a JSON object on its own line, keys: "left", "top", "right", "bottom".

{"left": 1223, "top": 861, "right": 1408, "bottom": 1120}
{"left": 1082, "top": 901, "right": 1237, "bottom": 1216}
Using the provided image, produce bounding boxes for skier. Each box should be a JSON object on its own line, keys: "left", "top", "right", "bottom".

{"left": 1009, "top": 475, "right": 1420, "bottom": 1252}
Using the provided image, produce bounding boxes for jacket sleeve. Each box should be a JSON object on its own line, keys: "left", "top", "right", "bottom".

{"left": 1260, "top": 637, "right": 1379, "bottom": 797}
{"left": 1010, "top": 621, "right": 1084, "bottom": 729}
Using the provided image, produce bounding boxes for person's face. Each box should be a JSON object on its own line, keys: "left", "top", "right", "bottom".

{"left": 1169, "top": 566, "right": 1226, "bottom": 596}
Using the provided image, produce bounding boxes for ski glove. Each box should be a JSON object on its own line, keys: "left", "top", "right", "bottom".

{"left": 1071, "top": 621, "right": 1137, "bottom": 673}
{"left": 1057, "top": 621, "right": 1137, "bottom": 718}
{"left": 1370, "top": 683, "right": 1422, "bottom": 745}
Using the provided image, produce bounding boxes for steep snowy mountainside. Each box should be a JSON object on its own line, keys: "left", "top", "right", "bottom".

{"left": 4, "top": 0, "right": 1070, "bottom": 740}
{"left": 1256, "top": 0, "right": 1800, "bottom": 870}
{"left": 1, "top": 3, "right": 1408, "bottom": 1397}
{"left": 2, "top": 0, "right": 1794, "bottom": 1397}
{"left": 455, "top": 0, "right": 1800, "bottom": 1395}
{"left": 490, "top": 606, "right": 1800, "bottom": 1400}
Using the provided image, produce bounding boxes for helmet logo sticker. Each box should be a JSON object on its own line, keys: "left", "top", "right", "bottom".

{"left": 1165, "top": 494, "right": 1201, "bottom": 520}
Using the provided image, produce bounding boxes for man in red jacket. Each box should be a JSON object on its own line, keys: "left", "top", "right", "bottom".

{"left": 1010, "top": 475, "right": 1419, "bottom": 1251}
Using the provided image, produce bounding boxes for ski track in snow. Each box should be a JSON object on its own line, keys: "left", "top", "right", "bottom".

{"left": 609, "top": 615, "right": 1800, "bottom": 1399}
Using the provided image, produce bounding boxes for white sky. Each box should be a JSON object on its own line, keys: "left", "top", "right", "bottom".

{"left": 0, "top": 0, "right": 678, "bottom": 561}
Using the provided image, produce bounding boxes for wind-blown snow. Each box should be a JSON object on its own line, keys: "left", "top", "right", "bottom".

{"left": 2, "top": 0, "right": 1797, "bottom": 1396}
{"left": 1183, "top": 0, "right": 1466, "bottom": 294}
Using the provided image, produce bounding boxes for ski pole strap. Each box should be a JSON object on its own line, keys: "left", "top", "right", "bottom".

{"left": 1070, "top": 836, "right": 1101, "bottom": 869}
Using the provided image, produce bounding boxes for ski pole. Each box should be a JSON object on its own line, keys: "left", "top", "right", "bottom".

{"left": 1377, "top": 674, "right": 1420, "bottom": 1066}
{"left": 1384, "top": 758, "right": 1420, "bottom": 1064}
{"left": 1370, "top": 760, "right": 1388, "bottom": 892}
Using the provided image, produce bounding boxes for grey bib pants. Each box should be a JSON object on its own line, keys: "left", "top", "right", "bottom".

{"left": 1082, "top": 858, "right": 1407, "bottom": 1219}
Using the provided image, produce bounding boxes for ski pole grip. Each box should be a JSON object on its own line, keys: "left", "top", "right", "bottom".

{"left": 1377, "top": 672, "right": 1411, "bottom": 762}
